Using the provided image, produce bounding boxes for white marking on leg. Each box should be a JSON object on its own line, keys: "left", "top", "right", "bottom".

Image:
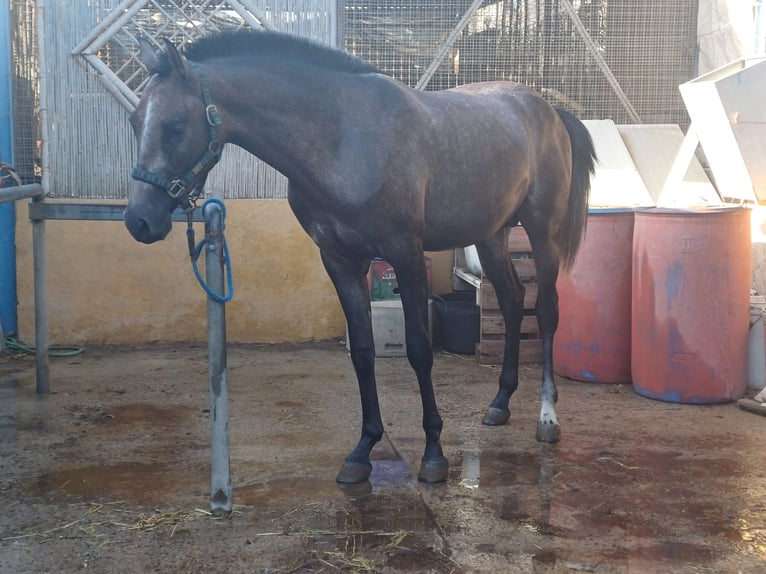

{"left": 539, "top": 397, "right": 559, "bottom": 426}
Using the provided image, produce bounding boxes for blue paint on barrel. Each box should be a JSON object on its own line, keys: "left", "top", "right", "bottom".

{"left": 665, "top": 262, "right": 683, "bottom": 311}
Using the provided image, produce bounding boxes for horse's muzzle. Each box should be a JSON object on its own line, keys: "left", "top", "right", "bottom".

{"left": 124, "top": 206, "right": 172, "bottom": 244}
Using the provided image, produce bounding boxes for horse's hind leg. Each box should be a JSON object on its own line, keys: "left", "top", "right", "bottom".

{"left": 523, "top": 226, "right": 562, "bottom": 443}
{"left": 320, "top": 249, "right": 383, "bottom": 483}
{"left": 389, "top": 249, "right": 449, "bottom": 483}
{"left": 475, "top": 229, "right": 525, "bottom": 426}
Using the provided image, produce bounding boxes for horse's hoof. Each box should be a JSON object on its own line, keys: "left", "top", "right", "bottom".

{"left": 418, "top": 458, "right": 449, "bottom": 484}
{"left": 336, "top": 460, "right": 372, "bottom": 484}
{"left": 482, "top": 407, "right": 510, "bottom": 426}
{"left": 536, "top": 421, "right": 561, "bottom": 443}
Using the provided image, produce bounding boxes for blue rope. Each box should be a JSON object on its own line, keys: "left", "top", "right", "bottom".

{"left": 190, "top": 198, "right": 234, "bottom": 303}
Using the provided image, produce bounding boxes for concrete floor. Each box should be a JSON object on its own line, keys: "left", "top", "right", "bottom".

{"left": 1, "top": 341, "right": 765, "bottom": 573}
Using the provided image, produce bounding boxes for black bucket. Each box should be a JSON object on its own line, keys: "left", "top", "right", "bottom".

{"left": 433, "top": 291, "right": 480, "bottom": 354}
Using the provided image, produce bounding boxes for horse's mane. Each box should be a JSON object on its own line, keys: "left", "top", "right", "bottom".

{"left": 181, "top": 29, "right": 380, "bottom": 75}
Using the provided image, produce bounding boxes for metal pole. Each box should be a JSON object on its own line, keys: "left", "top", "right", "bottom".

{"left": 229, "top": 0, "right": 276, "bottom": 31}
{"left": 32, "top": 198, "right": 48, "bottom": 394}
{"left": 0, "top": 182, "right": 43, "bottom": 203}
{"left": 203, "top": 201, "right": 231, "bottom": 516}
{"left": 33, "top": 0, "right": 49, "bottom": 394}
{"left": 70, "top": 0, "right": 143, "bottom": 55}
{"left": 560, "top": 0, "right": 641, "bottom": 123}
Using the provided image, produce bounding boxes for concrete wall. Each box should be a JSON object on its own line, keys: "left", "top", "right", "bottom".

{"left": 14, "top": 198, "right": 454, "bottom": 345}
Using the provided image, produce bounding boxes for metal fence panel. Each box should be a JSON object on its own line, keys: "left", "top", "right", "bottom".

{"left": 342, "top": 1, "right": 697, "bottom": 124}
{"left": 9, "top": 1, "right": 698, "bottom": 198}
{"left": 9, "top": 0, "right": 337, "bottom": 198}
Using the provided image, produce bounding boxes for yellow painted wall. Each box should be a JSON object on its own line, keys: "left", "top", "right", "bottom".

{"left": 14, "top": 199, "right": 454, "bottom": 345}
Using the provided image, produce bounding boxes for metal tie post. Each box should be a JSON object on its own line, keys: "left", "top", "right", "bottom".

{"left": 203, "top": 200, "right": 232, "bottom": 515}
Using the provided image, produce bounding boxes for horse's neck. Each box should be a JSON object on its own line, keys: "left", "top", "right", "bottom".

{"left": 210, "top": 62, "right": 344, "bottom": 186}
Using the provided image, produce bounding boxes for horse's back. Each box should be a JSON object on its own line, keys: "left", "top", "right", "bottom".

{"left": 403, "top": 81, "right": 571, "bottom": 250}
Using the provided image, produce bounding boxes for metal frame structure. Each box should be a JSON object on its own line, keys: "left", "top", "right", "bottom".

{"left": 70, "top": 0, "right": 274, "bottom": 112}
{"left": 4, "top": 1, "right": 701, "bottom": 395}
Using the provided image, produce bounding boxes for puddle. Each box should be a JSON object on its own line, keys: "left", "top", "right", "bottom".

{"left": 342, "top": 490, "right": 434, "bottom": 532}
{"left": 233, "top": 456, "right": 450, "bottom": 572}
{"left": 83, "top": 403, "right": 193, "bottom": 427}
{"left": 31, "top": 461, "right": 206, "bottom": 504}
{"left": 274, "top": 400, "right": 303, "bottom": 408}
{"left": 369, "top": 458, "right": 417, "bottom": 491}
{"left": 0, "top": 377, "right": 21, "bottom": 390}
{"left": 234, "top": 475, "right": 342, "bottom": 506}
{"left": 334, "top": 483, "right": 449, "bottom": 571}
{"left": 449, "top": 440, "right": 766, "bottom": 569}
{"left": 462, "top": 450, "right": 553, "bottom": 489}
{"left": 631, "top": 540, "right": 718, "bottom": 562}
{"left": 233, "top": 458, "right": 416, "bottom": 507}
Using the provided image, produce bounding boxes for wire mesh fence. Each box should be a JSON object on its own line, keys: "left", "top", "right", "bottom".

{"left": 7, "top": 0, "right": 698, "bottom": 196}
{"left": 9, "top": 0, "right": 39, "bottom": 184}
{"left": 342, "top": 0, "right": 697, "bottom": 124}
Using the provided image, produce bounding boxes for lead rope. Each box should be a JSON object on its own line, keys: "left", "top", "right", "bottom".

{"left": 187, "top": 198, "right": 234, "bottom": 303}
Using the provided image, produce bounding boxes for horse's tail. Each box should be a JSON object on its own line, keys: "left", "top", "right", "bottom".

{"left": 555, "top": 107, "right": 596, "bottom": 272}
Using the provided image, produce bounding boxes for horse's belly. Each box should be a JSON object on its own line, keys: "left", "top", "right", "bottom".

{"left": 422, "top": 191, "right": 525, "bottom": 251}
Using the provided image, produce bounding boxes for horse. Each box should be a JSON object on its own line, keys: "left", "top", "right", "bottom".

{"left": 124, "top": 29, "right": 596, "bottom": 485}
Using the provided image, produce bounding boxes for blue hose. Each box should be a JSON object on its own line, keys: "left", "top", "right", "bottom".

{"left": 191, "top": 198, "right": 234, "bottom": 303}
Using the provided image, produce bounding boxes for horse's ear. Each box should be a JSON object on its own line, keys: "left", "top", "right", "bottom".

{"left": 138, "top": 37, "right": 162, "bottom": 73}
{"left": 162, "top": 38, "right": 188, "bottom": 80}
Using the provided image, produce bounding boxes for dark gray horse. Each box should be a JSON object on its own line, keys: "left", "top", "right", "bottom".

{"left": 124, "top": 30, "right": 596, "bottom": 485}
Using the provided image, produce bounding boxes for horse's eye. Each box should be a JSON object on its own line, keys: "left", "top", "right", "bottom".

{"left": 164, "top": 122, "right": 185, "bottom": 139}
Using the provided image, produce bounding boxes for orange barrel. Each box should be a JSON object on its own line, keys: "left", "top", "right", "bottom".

{"left": 631, "top": 207, "right": 751, "bottom": 403}
{"left": 554, "top": 209, "right": 635, "bottom": 383}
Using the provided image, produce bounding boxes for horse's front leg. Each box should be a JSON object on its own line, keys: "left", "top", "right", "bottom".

{"left": 390, "top": 251, "right": 449, "bottom": 483}
{"left": 320, "top": 250, "right": 382, "bottom": 484}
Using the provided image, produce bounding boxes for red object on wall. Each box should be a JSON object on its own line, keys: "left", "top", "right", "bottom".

{"left": 554, "top": 209, "right": 635, "bottom": 383}
{"left": 631, "top": 207, "right": 750, "bottom": 403}
{"left": 367, "top": 258, "right": 432, "bottom": 301}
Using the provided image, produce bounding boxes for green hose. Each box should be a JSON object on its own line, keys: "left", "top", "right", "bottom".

{"left": 2, "top": 336, "right": 85, "bottom": 358}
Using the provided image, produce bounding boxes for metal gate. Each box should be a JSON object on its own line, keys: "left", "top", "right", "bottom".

{"left": 9, "top": 1, "right": 698, "bottom": 197}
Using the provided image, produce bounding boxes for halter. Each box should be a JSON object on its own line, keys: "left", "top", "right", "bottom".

{"left": 131, "top": 61, "right": 223, "bottom": 213}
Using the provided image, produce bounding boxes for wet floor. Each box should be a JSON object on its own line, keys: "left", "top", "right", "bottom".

{"left": 1, "top": 341, "right": 766, "bottom": 573}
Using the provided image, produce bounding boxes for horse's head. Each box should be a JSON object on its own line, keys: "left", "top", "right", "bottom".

{"left": 124, "top": 39, "right": 222, "bottom": 243}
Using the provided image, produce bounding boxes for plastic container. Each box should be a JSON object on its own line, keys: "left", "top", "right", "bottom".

{"left": 631, "top": 207, "right": 751, "bottom": 403}
{"left": 747, "top": 298, "right": 766, "bottom": 389}
{"left": 433, "top": 292, "right": 480, "bottom": 354}
{"left": 345, "top": 299, "right": 433, "bottom": 357}
{"left": 367, "top": 258, "right": 431, "bottom": 301}
{"left": 554, "top": 209, "right": 635, "bottom": 383}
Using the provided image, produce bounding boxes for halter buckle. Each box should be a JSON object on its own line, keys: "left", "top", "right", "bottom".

{"left": 167, "top": 179, "right": 186, "bottom": 199}
{"left": 206, "top": 104, "right": 221, "bottom": 127}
